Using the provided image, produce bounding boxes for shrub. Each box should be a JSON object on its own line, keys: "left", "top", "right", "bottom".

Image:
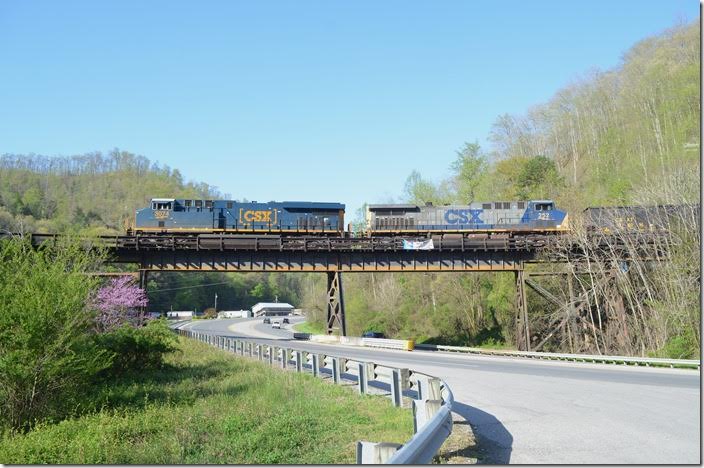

{"left": 95, "top": 320, "right": 178, "bottom": 376}
{"left": 0, "top": 238, "right": 112, "bottom": 430}
{"left": 93, "top": 276, "right": 148, "bottom": 333}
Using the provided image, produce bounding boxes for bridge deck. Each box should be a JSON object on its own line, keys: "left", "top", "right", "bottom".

{"left": 9, "top": 232, "right": 668, "bottom": 272}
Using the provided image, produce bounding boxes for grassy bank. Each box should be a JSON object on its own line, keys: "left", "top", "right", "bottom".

{"left": 293, "top": 320, "right": 326, "bottom": 335}
{"left": 0, "top": 337, "right": 412, "bottom": 464}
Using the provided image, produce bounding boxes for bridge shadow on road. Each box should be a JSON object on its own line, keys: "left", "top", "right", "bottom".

{"left": 451, "top": 401, "right": 513, "bottom": 464}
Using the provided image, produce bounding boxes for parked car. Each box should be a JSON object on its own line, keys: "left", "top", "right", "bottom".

{"left": 263, "top": 317, "right": 271, "bottom": 324}
{"left": 282, "top": 317, "right": 290, "bottom": 324}
{"left": 362, "top": 331, "right": 385, "bottom": 339}
{"left": 272, "top": 320, "right": 281, "bottom": 329}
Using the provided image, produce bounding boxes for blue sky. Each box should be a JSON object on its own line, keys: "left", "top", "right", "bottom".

{"left": 0, "top": 0, "right": 698, "bottom": 217}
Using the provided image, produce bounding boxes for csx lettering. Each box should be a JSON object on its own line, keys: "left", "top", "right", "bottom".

{"left": 242, "top": 210, "right": 273, "bottom": 223}
{"left": 444, "top": 209, "right": 483, "bottom": 224}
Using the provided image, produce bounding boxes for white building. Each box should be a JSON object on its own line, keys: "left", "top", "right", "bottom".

{"left": 167, "top": 311, "right": 193, "bottom": 319}
{"left": 217, "top": 310, "right": 253, "bottom": 319}
{"left": 252, "top": 302, "right": 294, "bottom": 317}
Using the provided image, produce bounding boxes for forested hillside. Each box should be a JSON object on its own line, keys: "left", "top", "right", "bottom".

{"left": 0, "top": 150, "right": 224, "bottom": 235}
{"left": 302, "top": 20, "right": 700, "bottom": 357}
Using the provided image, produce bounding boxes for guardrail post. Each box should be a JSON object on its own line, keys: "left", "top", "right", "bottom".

{"left": 356, "top": 441, "right": 402, "bottom": 464}
{"left": 281, "top": 349, "right": 288, "bottom": 369}
{"left": 358, "top": 362, "right": 368, "bottom": 394}
{"left": 390, "top": 369, "right": 402, "bottom": 407}
{"left": 417, "top": 377, "right": 442, "bottom": 401}
{"left": 332, "top": 357, "right": 342, "bottom": 384}
{"left": 257, "top": 344, "right": 263, "bottom": 361}
{"left": 268, "top": 346, "right": 274, "bottom": 366}
{"left": 399, "top": 368, "right": 410, "bottom": 392}
{"left": 295, "top": 351, "right": 303, "bottom": 372}
{"left": 247, "top": 342, "right": 253, "bottom": 358}
{"left": 412, "top": 399, "right": 443, "bottom": 433}
{"left": 312, "top": 354, "right": 320, "bottom": 377}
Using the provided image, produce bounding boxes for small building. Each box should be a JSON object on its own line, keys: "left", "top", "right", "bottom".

{"left": 218, "top": 310, "right": 253, "bottom": 319}
{"left": 252, "top": 302, "right": 294, "bottom": 317}
{"left": 167, "top": 311, "right": 193, "bottom": 319}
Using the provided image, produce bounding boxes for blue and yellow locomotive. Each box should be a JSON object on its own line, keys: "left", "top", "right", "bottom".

{"left": 133, "top": 198, "right": 345, "bottom": 235}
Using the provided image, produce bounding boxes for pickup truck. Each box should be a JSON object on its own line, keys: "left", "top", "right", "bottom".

{"left": 272, "top": 320, "right": 281, "bottom": 329}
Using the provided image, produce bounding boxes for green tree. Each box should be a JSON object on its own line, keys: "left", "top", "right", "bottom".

{"left": 0, "top": 238, "right": 111, "bottom": 430}
{"left": 515, "top": 155, "right": 563, "bottom": 199}
{"left": 403, "top": 170, "right": 452, "bottom": 205}
{"left": 451, "top": 142, "right": 487, "bottom": 203}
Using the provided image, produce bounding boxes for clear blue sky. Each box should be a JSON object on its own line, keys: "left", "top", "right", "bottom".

{"left": 0, "top": 0, "right": 697, "bottom": 216}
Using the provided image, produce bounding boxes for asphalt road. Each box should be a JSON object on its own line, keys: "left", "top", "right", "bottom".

{"left": 178, "top": 318, "right": 701, "bottom": 464}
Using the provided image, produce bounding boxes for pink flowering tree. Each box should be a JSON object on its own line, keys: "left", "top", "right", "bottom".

{"left": 93, "top": 276, "right": 148, "bottom": 332}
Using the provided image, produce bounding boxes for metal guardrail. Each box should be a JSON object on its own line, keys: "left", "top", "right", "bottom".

{"left": 175, "top": 329, "right": 454, "bottom": 464}
{"left": 414, "top": 343, "right": 701, "bottom": 369}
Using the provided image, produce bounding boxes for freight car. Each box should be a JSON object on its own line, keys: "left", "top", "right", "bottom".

{"left": 582, "top": 204, "right": 699, "bottom": 234}
{"left": 133, "top": 198, "right": 345, "bottom": 235}
{"left": 365, "top": 200, "right": 568, "bottom": 236}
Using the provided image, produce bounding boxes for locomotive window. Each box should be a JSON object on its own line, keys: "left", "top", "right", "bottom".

{"left": 517, "top": 202, "right": 525, "bottom": 209}
{"left": 226, "top": 201, "right": 233, "bottom": 209}
{"left": 494, "top": 202, "right": 501, "bottom": 209}
{"left": 195, "top": 200, "right": 202, "bottom": 208}
{"left": 151, "top": 202, "right": 157, "bottom": 210}
{"left": 535, "top": 203, "right": 553, "bottom": 211}
{"left": 205, "top": 200, "right": 213, "bottom": 209}
{"left": 482, "top": 203, "right": 491, "bottom": 210}
{"left": 155, "top": 202, "right": 172, "bottom": 210}
{"left": 503, "top": 202, "right": 511, "bottom": 210}
{"left": 185, "top": 200, "right": 192, "bottom": 207}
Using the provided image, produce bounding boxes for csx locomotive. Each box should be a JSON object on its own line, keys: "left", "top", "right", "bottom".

{"left": 133, "top": 197, "right": 568, "bottom": 236}
{"left": 366, "top": 200, "right": 568, "bottom": 235}
{"left": 133, "top": 198, "right": 346, "bottom": 234}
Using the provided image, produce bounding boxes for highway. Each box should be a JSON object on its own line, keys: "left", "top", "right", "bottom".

{"left": 178, "top": 318, "right": 700, "bottom": 464}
